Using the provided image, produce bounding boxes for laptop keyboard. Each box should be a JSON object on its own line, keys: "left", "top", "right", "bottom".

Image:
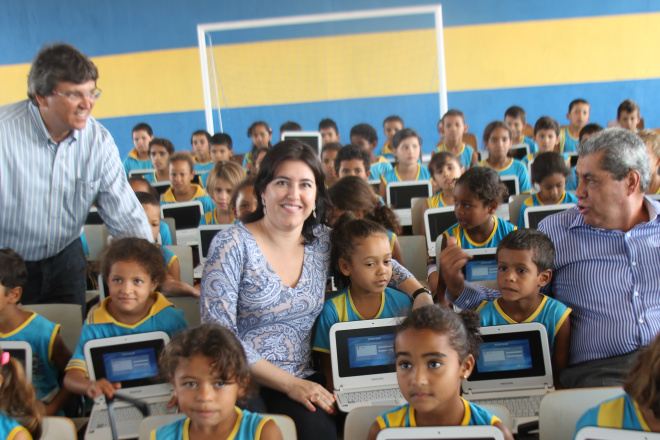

{"left": 338, "top": 388, "right": 404, "bottom": 406}
{"left": 89, "top": 401, "right": 176, "bottom": 429}
{"left": 473, "top": 394, "right": 542, "bottom": 418}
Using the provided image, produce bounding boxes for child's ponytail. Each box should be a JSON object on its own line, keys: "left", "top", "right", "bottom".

{"left": 0, "top": 353, "right": 42, "bottom": 439}
{"left": 368, "top": 204, "right": 402, "bottom": 236}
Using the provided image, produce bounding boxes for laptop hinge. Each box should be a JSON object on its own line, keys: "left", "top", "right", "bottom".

{"left": 465, "top": 389, "right": 474, "bottom": 396}
{"left": 544, "top": 383, "right": 552, "bottom": 391}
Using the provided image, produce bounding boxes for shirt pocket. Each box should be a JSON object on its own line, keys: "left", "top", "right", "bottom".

{"left": 69, "top": 178, "right": 101, "bottom": 221}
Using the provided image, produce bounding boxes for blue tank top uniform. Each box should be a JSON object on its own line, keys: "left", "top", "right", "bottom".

{"left": 0, "top": 413, "right": 30, "bottom": 440}
{"left": 158, "top": 245, "right": 178, "bottom": 270}
{"left": 574, "top": 394, "right": 653, "bottom": 438}
{"left": 122, "top": 149, "right": 153, "bottom": 177}
{"left": 159, "top": 222, "right": 172, "bottom": 246}
{"left": 380, "top": 164, "right": 432, "bottom": 186}
{"left": 370, "top": 157, "right": 394, "bottom": 181}
{"left": 559, "top": 128, "right": 580, "bottom": 154}
{"left": 434, "top": 143, "right": 474, "bottom": 169}
{"left": 152, "top": 408, "right": 274, "bottom": 440}
{"left": 443, "top": 216, "right": 516, "bottom": 249}
{"left": 376, "top": 398, "right": 500, "bottom": 428}
{"left": 477, "top": 159, "right": 532, "bottom": 194}
{"left": 427, "top": 191, "right": 451, "bottom": 209}
{"left": 160, "top": 184, "right": 215, "bottom": 214}
{"left": 517, "top": 191, "right": 578, "bottom": 228}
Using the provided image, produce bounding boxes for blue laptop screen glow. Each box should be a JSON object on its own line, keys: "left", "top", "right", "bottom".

{"left": 347, "top": 334, "right": 395, "bottom": 369}
{"left": 465, "top": 259, "right": 498, "bottom": 282}
{"left": 102, "top": 348, "right": 158, "bottom": 382}
{"left": 476, "top": 340, "right": 533, "bottom": 373}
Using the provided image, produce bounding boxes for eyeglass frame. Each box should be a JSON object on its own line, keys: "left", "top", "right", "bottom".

{"left": 50, "top": 87, "right": 102, "bottom": 103}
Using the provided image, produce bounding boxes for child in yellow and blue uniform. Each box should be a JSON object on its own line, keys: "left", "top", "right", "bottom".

{"left": 200, "top": 160, "right": 246, "bottom": 225}
{"left": 559, "top": 99, "right": 590, "bottom": 154}
{"left": 350, "top": 123, "right": 394, "bottom": 181}
{"left": 144, "top": 137, "right": 175, "bottom": 184}
{"left": 518, "top": 152, "right": 578, "bottom": 228}
{"left": 379, "top": 128, "right": 431, "bottom": 201}
{"left": 314, "top": 217, "right": 412, "bottom": 390}
{"left": 434, "top": 109, "right": 478, "bottom": 169}
{"left": 473, "top": 230, "right": 571, "bottom": 379}
{"left": 478, "top": 121, "right": 532, "bottom": 194}
{"left": 0, "top": 346, "right": 42, "bottom": 440}
{"left": 243, "top": 121, "right": 273, "bottom": 174}
{"left": 153, "top": 324, "right": 281, "bottom": 440}
{"left": 122, "top": 123, "right": 154, "bottom": 177}
{"left": 161, "top": 152, "right": 215, "bottom": 214}
{"left": 380, "top": 115, "right": 404, "bottom": 160}
{"left": 367, "top": 306, "right": 513, "bottom": 440}
{"left": 573, "top": 332, "right": 660, "bottom": 438}
{"left": 63, "top": 238, "right": 188, "bottom": 400}
{"left": 504, "top": 106, "right": 538, "bottom": 154}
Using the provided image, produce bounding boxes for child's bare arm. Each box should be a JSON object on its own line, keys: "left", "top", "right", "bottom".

{"left": 320, "top": 352, "right": 334, "bottom": 393}
{"left": 379, "top": 180, "right": 387, "bottom": 201}
{"left": 160, "top": 278, "right": 200, "bottom": 297}
{"left": 44, "top": 332, "right": 74, "bottom": 415}
{"left": 391, "top": 238, "right": 405, "bottom": 268}
{"left": 64, "top": 368, "right": 120, "bottom": 399}
{"left": 366, "top": 420, "right": 382, "bottom": 440}
{"left": 168, "top": 258, "right": 182, "bottom": 282}
{"left": 470, "top": 150, "right": 478, "bottom": 167}
{"left": 494, "top": 420, "right": 514, "bottom": 440}
{"left": 259, "top": 419, "right": 283, "bottom": 440}
{"left": 552, "top": 314, "right": 571, "bottom": 388}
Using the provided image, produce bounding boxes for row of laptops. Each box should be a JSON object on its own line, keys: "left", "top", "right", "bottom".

{"left": 376, "top": 426, "right": 660, "bottom": 440}
{"left": 329, "top": 318, "right": 554, "bottom": 432}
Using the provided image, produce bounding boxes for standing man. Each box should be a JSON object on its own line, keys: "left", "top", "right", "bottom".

{"left": 440, "top": 128, "right": 660, "bottom": 388}
{"left": 0, "top": 43, "right": 152, "bottom": 308}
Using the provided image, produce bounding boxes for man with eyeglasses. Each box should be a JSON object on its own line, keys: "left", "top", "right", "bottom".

{"left": 0, "top": 43, "right": 152, "bottom": 309}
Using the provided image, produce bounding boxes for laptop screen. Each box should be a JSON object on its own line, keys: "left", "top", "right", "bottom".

{"left": 501, "top": 177, "right": 519, "bottom": 196}
{"left": 335, "top": 324, "right": 397, "bottom": 377}
{"left": 469, "top": 330, "right": 547, "bottom": 381}
{"left": 200, "top": 227, "right": 222, "bottom": 259}
{"left": 89, "top": 339, "right": 166, "bottom": 388}
{"left": 162, "top": 204, "right": 202, "bottom": 230}
{"left": 375, "top": 425, "right": 504, "bottom": 440}
{"left": 426, "top": 210, "right": 457, "bottom": 246}
{"left": 525, "top": 206, "right": 571, "bottom": 229}
{"left": 388, "top": 184, "right": 431, "bottom": 209}
{"left": 462, "top": 252, "right": 498, "bottom": 283}
{"left": 153, "top": 182, "right": 170, "bottom": 197}
{"left": 281, "top": 132, "right": 322, "bottom": 156}
{"left": 86, "top": 209, "right": 103, "bottom": 225}
{"left": 509, "top": 145, "right": 528, "bottom": 161}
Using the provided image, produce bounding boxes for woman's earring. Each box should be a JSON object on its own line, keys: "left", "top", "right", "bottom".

{"left": 313, "top": 203, "right": 317, "bottom": 218}
{"left": 262, "top": 198, "right": 267, "bottom": 215}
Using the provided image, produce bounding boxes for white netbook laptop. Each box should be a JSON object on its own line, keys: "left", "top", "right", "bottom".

{"left": 424, "top": 206, "right": 457, "bottom": 258}
{"left": 194, "top": 224, "right": 232, "bottom": 278}
{"left": 329, "top": 318, "right": 407, "bottom": 412}
{"left": 376, "top": 425, "right": 505, "bottom": 440}
{"left": 152, "top": 181, "right": 171, "bottom": 198}
{"left": 461, "top": 248, "right": 499, "bottom": 290}
{"left": 0, "top": 341, "right": 32, "bottom": 383}
{"left": 523, "top": 204, "right": 576, "bottom": 229}
{"left": 128, "top": 168, "right": 156, "bottom": 178}
{"left": 161, "top": 201, "right": 204, "bottom": 245}
{"left": 386, "top": 181, "right": 432, "bottom": 226}
{"left": 509, "top": 144, "right": 530, "bottom": 161}
{"left": 84, "top": 332, "right": 175, "bottom": 440}
{"left": 575, "top": 426, "right": 660, "bottom": 440}
{"left": 281, "top": 131, "right": 323, "bottom": 157}
{"left": 500, "top": 175, "right": 520, "bottom": 197}
{"left": 462, "top": 323, "right": 553, "bottom": 432}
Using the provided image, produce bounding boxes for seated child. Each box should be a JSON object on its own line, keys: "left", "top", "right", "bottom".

{"left": 145, "top": 137, "right": 174, "bottom": 183}
{"left": 249, "top": 146, "right": 269, "bottom": 179}
{"left": 122, "top": 122, "right": 154, "bottom": 177}
{"left": 380, "top": 115, "right": 404, "bottom": 159}
{"left": 579, "top": 123, "right": 603, "bottom": 142}
{"left": 313, "top": 216, "right": 412, "bottom": 391}
{"left": 617, "top": 99, "right": 641, "bottom": 132}
{"left": 638, "top": 130, "right": 660, "bottom": 195}
{"left": 201, "top": 161, "right": 245, "bottom": 225}
{"left": 574, "top": 331, "right": 660, "bottom": 436}
{"left": 154, "top": 324, "right": 282, "bottom": 439}
{"left": 321, "top": 142, "right": 342, "bottom": 187}
{"left": 518, "top": 152, "right": 578, "bottom": 228}
{"left": 280, "top": 121, "right": 302, "bottom": 135}
{"left": 191, "top": 130, "right": 214, "bottom": 175}
{"left": 379, "top": 128, "right": 431, "bottom": 200}
{"left": 477, "top": 121, "right": 532, "bottom": 193}
{"left": 63, "top": 238, "right": 188, "bottom": 399}
{"left": 230, "top": 178, "right": 258, "bottom": 223}
{"left": 475, "top": 229, "right": 571, "bottom": 380}
{"left": 559, "top": 99, "right": 590, "bottom": 154}
{"left": 243, "top": 121, "right": 272, "bottom": 172}
{"left": 367, "top": 306, "right": 513, "bottom": 440}
{"left": 350, "top": 123, "right": 393, "bottom": 181}
{"left": 209, "top": 133, "right": 234, "bottom": 163}
{"left": 128, "top": 176, "right": 172, "bottom": 245}
{"left": 435, "top": 109, "right": 478, "bottom": 169}
{"left": 318, "top": 118, "right": 341, "bottom": 146}
{"left": 161, "top": 152, "right": 215, "bottom": 213}
{"left": 329, "top": 177, "right": 405, "bottom": 265}
{"left": 334, "top": 144, "right": 372, "bottom": 181}
{"left": 0, "top": 248, "right": 71, "bottom": 415}
{"left": 0, "top": 346, "right": 42, "bottom": 440}
{"left": 504, "top": 106, "right": 538, "bottom": 153}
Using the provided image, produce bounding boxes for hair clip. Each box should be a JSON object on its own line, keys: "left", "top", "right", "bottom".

{"left": 1, "top": 352, "right": 9, "bottom": 366}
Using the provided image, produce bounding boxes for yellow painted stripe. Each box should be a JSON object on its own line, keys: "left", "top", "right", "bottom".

{"left": 1, "top": 12, "right": 659, "bottom": 117}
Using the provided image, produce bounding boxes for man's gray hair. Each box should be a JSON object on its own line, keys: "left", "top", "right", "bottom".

{"left": 578, "top": 127, "right": 651, "bottom": 192}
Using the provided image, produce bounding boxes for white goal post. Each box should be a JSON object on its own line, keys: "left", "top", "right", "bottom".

{"left": 196, "top": 5, "right": 447, "bottom": 135}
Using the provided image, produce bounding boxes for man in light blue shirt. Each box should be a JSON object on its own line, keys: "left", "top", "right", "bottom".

{"left": 439, "top": 128, "right": 660, "bottom": 389}
{"left": 0, "top": 43, "right": 151, "bottom": 308}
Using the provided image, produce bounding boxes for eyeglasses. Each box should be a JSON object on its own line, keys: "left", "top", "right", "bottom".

{"left": 51, "top": 88, "right": 102, "bottom": 103}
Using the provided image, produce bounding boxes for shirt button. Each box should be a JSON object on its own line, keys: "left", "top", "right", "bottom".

{"left": 632, "top": 262, "right": 637, "bottom": 266}
{"left": 639, "top": 318, "right": 644, "bottom": 324}
{"left": 634, "top": 291, "right": 639, "bottom": 296}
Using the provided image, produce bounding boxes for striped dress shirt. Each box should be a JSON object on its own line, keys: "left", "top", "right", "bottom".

{"left": 0, "top": 100, "right": 152, "bottom": 260}
{"left": 452, "top": 200, "right": 660, "bottom": 365}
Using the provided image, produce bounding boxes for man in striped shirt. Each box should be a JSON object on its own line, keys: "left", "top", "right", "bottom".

{"left": 440, "top": 128, "right": 660, "bottom": 388}
{"left": 0, "top": 43, "right": 151, "bottom": 308}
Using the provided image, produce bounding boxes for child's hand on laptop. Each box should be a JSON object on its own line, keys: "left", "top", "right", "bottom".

{"left": 439, "top": 237, "right": 471, "bottom": 298}
{"left": 86, "top": 378, "right": 121, "bottom": 399}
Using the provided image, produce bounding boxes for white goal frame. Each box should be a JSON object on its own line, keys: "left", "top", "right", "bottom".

{"left": 197, "top": 5, "right": 447, "bottom": 135}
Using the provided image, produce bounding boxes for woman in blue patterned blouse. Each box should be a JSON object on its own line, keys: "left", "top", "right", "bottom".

{"left": 200, "top": 140, "right": 431, "bottom": 440}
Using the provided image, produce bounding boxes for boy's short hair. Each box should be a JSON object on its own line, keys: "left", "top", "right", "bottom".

{"left": 504, "top": 106, "right": 527, "bottom": 125}
{"left": 149, "top": 137, "right": 175, "bottom": 155}
{"left": 168, "top": 151, "right": 194, "bottom": 172}
{"left": 0, "top": 248, "right": 28, "bottom": 290}
{"left": 392, "top": 128, "right": 422, "bottom": 150}
{"left": 318, "top": 118, "right": 339, "bottom": 133}
{"left": 568, "top": 99, "right": 589, "bottom": 112}
{"left": 496, "top": 229, "right": 555, "bottom": 273}
{"left": 135, "top": 191, "right": 160, "bottom": 207}
{"left": 334, "top": 144, "right": 371, "bottom": 174}
{"left": 101, "top": 238, "right": 166, "bottom": 284}
{"left": 428, "top": 151, "right": 461, "bottom": 175}
{"left": 531, "top": 151, "right": 570, "bottom": 184}
{"left": 210, "top": 133, "right": 233, "bottom": 150}
{"left": 132, "top": 122, "right": 153, "bottom": 136}
{"left": 280, "top": 121, "right": 302, "bottom": 132}
{"left": 638, "top": 130, "right": 660, "bottom": 159}
{"left": 206, "top": 161, "right": 245, "bottom": 195}
{"left": 191, "top": 130, "right": 211, "bottom": 144}
{"left": 442, "top": 109, "right": 466, "bottom": 123}
{"left": 579, "top": 123, "right": 604, "bottom": 141}
{"left": 534, "top": 116, "right": 560, "bottom": 136}
{"left": 321, "top": 142, "right": 342, "bottom": 156}
{"left": 28, "top": 43, "right": 99, "bottom": 106}
{"left": 383, "top": 115, "right": 403, "bottom": 126}
{"left": 617, "top": 99, "right": 641, "bottom": 118}
{"left": 350, "top": 123, "right": 378, "bottom": 145}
